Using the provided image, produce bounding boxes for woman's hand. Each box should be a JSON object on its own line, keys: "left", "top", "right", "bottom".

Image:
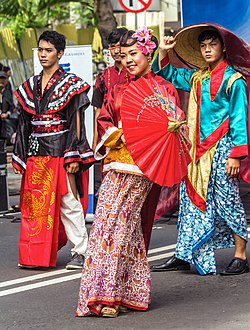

{"left": 226, "top": 158, "right": 240, "bottom": 177}
{"left": 121, "top": 134, "right": 126, "bottom": 145}
{"left": 66, "top": 162, "right": 80, "bottom": 174}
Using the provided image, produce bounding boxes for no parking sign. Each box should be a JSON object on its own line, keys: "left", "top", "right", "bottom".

{"left": 118, "top": 0, "right": 152, "bottom": 13}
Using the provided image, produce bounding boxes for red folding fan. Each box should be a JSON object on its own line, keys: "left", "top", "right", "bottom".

{"left": 120, "top": 76, "right": 191, "bottom": 187}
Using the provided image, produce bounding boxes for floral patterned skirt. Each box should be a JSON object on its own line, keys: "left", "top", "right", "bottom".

{"left": 76, "top": 170, "right": 153, "bottom": 316}
{"left": 176, "top": 136, "right": 248, "bottom": 275}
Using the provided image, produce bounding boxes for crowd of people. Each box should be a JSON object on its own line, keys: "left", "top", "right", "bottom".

{"left": 10, "top": 21, "right": 250, "bottom": 318}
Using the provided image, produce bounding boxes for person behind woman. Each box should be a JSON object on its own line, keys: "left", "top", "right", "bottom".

{"left": 76, "top": 27, "right": 184, "bottom": 318}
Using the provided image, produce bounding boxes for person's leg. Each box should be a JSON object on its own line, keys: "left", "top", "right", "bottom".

{"left": 220, "top": 232, "right": 249, "bottom": 276}
{"left": 212, "top": 138, "right": 248, "bottom": 275}
{"left": 60, "top": 173, "right": 88, "bottom": 269}
{"left": 151, "top": 181, "right": 191, "bottom": 272}
{"left": 233, "top": 233, "right": 247, "bottom": 260}
{"left": 141, "top": 183, "right": 161, "bottom": 252}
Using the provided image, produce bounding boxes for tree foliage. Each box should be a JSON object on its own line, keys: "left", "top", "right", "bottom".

{"left": 94, "top": 0, "right": 117, "bottom": 48}
{"left": 0, "top": 0, "right": 118, "bottom": 49}
{"left": 0, "top": 0, "right": 95, "bottom": 40}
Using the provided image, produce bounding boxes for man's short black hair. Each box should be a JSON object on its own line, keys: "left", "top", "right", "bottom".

{"left": 108, "top": 27, "right": 128, "bottom": 45}
{"left": 38, "top": 30, "right": 66, "bottom": 53}
{"left": 3, "top": 66, "right": 10, "bottom": 72}
{"left": 198, "top": 29, "right": 224, "bottom": 46}
{"left": 0, "top": 71, "right": 8, "bottom": 79}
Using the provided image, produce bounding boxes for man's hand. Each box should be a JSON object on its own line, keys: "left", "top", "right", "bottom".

{"left": 1, "top": 113, "right": 8, "bottom": 119}
{"left": 66, "top": 162, "right": 80, "bottom": 174}
{"left": 159, "top": 36, "right": 176, "bottom": 55}
{"left": 226, "top": 158, "right": 240, "bottom": 177}
{"left": 92, "top": 107, "right": 101, "bottom": 151}
{"left": 158, "top": 36, "right": 177, "bottom": 65}
{"left": 13, "top": 167, "right": 21, "bottom": 174}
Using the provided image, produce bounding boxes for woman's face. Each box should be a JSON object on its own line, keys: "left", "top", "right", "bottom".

{"left": 120, "top": 42, "right": 151, "bottom": 77}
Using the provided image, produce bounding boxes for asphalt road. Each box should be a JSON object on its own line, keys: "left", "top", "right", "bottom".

{"left": 1, "top": 165, "right": 250, "bottom": 330}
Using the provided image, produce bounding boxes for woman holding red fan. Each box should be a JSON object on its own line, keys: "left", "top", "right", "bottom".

{"left": 76, "top": 27, "right": 190, "bottom": 318}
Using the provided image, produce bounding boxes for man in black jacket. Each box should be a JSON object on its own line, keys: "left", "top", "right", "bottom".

{"left": 0, "top": 70, "right": 16, "bottom": 143}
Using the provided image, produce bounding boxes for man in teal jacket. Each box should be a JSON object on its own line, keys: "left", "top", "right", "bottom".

{"left": 151, "top": 23, "right": 250, "bottom": 275}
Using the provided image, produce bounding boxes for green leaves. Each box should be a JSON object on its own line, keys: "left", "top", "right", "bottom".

{"left": 0, "top": 0, "right": 20, "bottom": 17}
{"left": 0, "top": 0, "right": 95, "bottom": 40}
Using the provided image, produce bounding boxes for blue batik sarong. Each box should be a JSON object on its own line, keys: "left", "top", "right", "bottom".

{"left": 176, "top": 136, "right": 248, "bottom": 275}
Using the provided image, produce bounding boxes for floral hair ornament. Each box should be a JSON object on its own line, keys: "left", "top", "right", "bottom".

{"left": 132, "top": 26, "right": 157, "bottom": 55}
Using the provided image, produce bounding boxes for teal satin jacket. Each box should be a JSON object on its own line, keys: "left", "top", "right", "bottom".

{"left": 152, "top": 56, "right": 248, "bottom": 159}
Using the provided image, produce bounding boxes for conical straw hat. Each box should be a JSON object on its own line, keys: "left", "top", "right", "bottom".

{"left": 172, "top": 23, "right": 250, "bottom": 76}
{"left": 174, "top": 23, "right": 216, "bottom": 68}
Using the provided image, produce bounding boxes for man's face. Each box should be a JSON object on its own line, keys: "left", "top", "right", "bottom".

{"left": 38, "top": 40, "right": 63, "bottom": 68}
{"left": 199, "top": 37, "right": 225, "bottom": 68}
{"left": 0, "top": 77, "right": 7, "bottom": 91}
{"left": 108, "top": 42, "right": 121, "bottom": 62}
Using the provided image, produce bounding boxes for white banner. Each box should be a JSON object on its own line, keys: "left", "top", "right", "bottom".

{"left": 33, "top": 45, "right": 94, "bottom": 217}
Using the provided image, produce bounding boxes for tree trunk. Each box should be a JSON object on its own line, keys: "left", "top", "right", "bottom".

{"left": 94, "top": 0, "right": 117, "bottom": 48}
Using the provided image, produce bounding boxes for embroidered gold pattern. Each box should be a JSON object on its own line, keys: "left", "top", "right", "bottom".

{"left": 23, "top": 156, "right": 55, "bottom": 236}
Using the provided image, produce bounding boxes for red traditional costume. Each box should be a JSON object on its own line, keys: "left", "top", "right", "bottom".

{"left": 13, "top": 67, "right": 95, "bottom": 267}
{"left": 92, "top": 65, "right": 131, "bottom": 109}
{"left": 96, "top": 71, "right": 183, "bottom": 250}
{"left": 76, "top": 71, "right": 184, "bottom": 316}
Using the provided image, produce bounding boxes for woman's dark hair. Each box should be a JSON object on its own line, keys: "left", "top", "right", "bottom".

{"left": 38, "top": 30, "right": 66, "bottom": 53}
{"left": 198, "top": 29, "right": 224, "bottom": 46}
{"left": 120, "top": 30, "right": 158, "bottom": 58}
{"left": 108, "top": 27, "right": 128, "bottom": 45}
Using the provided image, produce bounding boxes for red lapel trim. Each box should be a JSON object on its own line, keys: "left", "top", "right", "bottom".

{"left": 196, "top": 80, "right": 201, "bottom": 150}
{"left": 209, "top": 59, "right": 228, "bottom": 101}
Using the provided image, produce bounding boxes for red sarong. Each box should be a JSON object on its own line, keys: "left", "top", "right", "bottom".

{"left": 19, "top": 156, "right": 68, "bottom": 267}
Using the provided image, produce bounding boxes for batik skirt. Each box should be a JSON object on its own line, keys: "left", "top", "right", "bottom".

{"left": 176, "top": 136, "right": 248, "bottom": 275}
{"left": 76, "top": 170, "right": 153, "bottom": 316}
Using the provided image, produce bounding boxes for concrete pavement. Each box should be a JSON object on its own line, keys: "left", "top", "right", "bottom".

{"left": 1, "top": 150, "right": 250, "bottom": 330}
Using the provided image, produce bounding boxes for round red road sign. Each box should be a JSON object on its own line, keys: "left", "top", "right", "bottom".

{"left": 118, "top": 0, "right": 153, "bottom": 13}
